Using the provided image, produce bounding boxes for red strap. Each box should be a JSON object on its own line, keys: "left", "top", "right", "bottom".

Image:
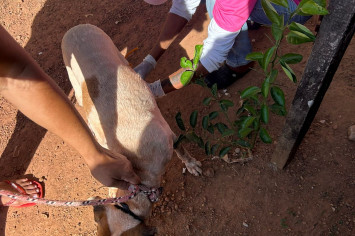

{"left": 4, "top": 180, "right": 27, "bottom": 195}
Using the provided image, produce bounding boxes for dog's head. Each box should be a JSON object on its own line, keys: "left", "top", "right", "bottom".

{"left": 93, "top": 191, "right": 156, "bottom": 236}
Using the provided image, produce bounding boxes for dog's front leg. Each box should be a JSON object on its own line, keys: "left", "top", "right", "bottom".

{"left": 173, "top": 135, "right": 202, "bottom": 176}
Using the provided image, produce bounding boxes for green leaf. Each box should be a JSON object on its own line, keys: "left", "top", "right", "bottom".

{"left": 265, "top": 69, "right": 278, "bottom": 84}
{"left": 261, "top": 104, "right": 269, "bottom": 124}
{"left": 204, "top": 141, "right": 211, "bottom": 155}
{"left": 262, "top": 80, "right": 270, "bottom": 98}
{"left": 270, "top": 103, "right": 287, "bottom": 116}
{"left": 286, "top": 31, "right": 314, "bottom": 45}
{"left": 180, "top": 70, "right": 194, "bottom": 86}
{"left": 211, "top": 83, "right": 218, "bottom": 97}
{"left": 193, "top": 45, "right": 203, "bottom": 70}
{"left": 216, "top": 123, "right": 228, "bottom": 134}
{"left": 234, "top": 115, "right": 248, "bottom": 127}
{"left": 234, "top": 140, "right": 251, "bottom": 148}
{"left": 262, "top": 46, "right": 276, "bottom": 72}
{"left": 270, "top": 0, "right": 289, "bottom": 8}
{"left": 280, "top": 60, "right": 297, "bottom": 83}
{"left": 207, "top": 125, "right": 215, "bottom": 134}
{"left": 259, "top": 127, "right": 272, "bottom": 143}
{"left": 211, "top": 144, "right": 219, "bottom": 155}
{"left": 288, "top": 22, "right": 315, "bottom": 41}
{"left": 246, "top": 51, "right": 264, "bottom": 68}
{"left": 271, "top": 23, "right": 283, "bottom": 42}
{"left": 253, "top": 118, "right": 261, "bottom": 130}
{"left": 261, "top": 0, "right": 282, "bottom": 26}
{"left": 209, "top": 111, "right": 219, "bottom": 120}
{"left": 185, "top": 131, "right": 204, "bottom": 148}
{"left": 202, "top": 116, "right": 209, "bottom": 129}
{"left": 280, "top": 53, "right": 303, "bottom": 64}
{"left": 238, "top": 127, "right": 253, "bottom": 138}
{"left": 219, "top": 146, "right": 231, "bottom": 157}
{"left": 240, "top": 86, "right": 261, "bottom": 99}
{"left": 189, "top": 110, "right": 198, "bottom": 128}
{"left": 175, "top": 112, "right": 185, "bottom": 131}
{"left": 219, "top": 99, "right": 234, "bottom": 111}
{"left": 241, "top": 116, "right": 256, "bottom": 129}
{"left": 180, "top": 57, "right": 193, "bottom": 69}
{"left": 173, "top": 134, "right": 185, "bottom": 149}
{"left": 220, "top": 99, "right": 234, "bottom": 108}
{"left": 270, "top": 86, "right": 285, "bottom": 106}
{"left": 245, "top": 52, "right": 264, "bottom": 61}
{"left": 299, "top": 0, "right": 329, "bottom": 15}
{"left": 203, "top": 97, "right": 212, "bottom": 106}
{"left": 313, "top": 0, "right": 326, "bottom": 8}
{"left": 244, "top": 105, "right": 257, "bottom": 116}
{"left": 222, "top": 129, "right": 235, "bottom": 138}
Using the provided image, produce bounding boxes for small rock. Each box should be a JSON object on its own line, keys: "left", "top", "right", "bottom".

{"left": 243, "top": 222, "right": 249, "bottom": 227}
{"left": 182, "top": 168, "right": 186, "bottom": 174}
{"left": 332, "top": 124, "right": 338, "bottom": 130}
{"left": 203, "top": 167, "right": 215, "bottom": 178}
{"left": 348, "top": 125, "right": 355, "bottom": 141}
{"left": 42, "top": 212, "right": 49, "bottom": 218}
{"left": 319, "top": 120, "right": 326, "bottom": 124}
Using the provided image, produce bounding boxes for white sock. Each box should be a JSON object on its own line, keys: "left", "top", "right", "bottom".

{"left": 148, "top": 80, "right": 165, "bottom": 98}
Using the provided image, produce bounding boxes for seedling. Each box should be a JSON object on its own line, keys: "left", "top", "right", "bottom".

{"left": 179, "top": 45, "right": 203, "bottom": 86}
{"left": 174, "top": 0, "right": 328, "bottom": 158}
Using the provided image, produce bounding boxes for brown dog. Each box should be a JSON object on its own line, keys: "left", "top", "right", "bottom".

{"left": 61, "top": 24, "right": 202, "bottom": 235}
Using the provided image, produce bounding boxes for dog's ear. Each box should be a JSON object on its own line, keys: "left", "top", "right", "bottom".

{"left": 121, "top": 223, "right": 157, "bottom": 236}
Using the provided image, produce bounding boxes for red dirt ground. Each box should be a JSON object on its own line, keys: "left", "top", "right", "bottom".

{"left": 0, "top": 0, "right": 354, "bottom": 235}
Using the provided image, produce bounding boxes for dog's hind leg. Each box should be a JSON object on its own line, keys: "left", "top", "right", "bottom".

{"left": 173, "top": 135, "right": 202, "bottom": 176}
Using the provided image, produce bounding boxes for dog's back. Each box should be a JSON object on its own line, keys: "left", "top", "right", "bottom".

{"left": 61, "top": 24, "right": 173, "bottom": 187}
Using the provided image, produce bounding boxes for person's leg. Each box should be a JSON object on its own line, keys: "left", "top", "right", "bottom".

{"left": 204, "top": 0, "right": 254, "bottom": 89}
{"left": 225, "top": 22, "right": 253, "bottom": 69}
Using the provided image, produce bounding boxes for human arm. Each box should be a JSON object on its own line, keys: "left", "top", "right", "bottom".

{"left": 0, "top": 25, "right": 140, "bottom": 189}
{"left": 157, "top": 0, "right": 258, "bottom": 94}
{"left": 134, "top": 0, "right": 201, "bottom": 79}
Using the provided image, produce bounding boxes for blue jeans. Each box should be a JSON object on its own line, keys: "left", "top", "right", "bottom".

{"left": 205, "top": 0, "right": 312, "bottom": 68}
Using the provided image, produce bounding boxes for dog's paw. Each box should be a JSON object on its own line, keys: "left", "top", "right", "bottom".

{"left": 184, "top": 159, "right": 202, "bottom": 176}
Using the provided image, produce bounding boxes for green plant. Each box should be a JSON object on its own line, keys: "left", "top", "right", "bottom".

{"left": 179, "top": 45, "right": 203, "bottom": 86}
{"left": 174, "top": 0, "right": 328, "bottom": 158}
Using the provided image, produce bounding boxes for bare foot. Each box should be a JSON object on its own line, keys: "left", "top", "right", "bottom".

{"left": 0, "top": 179, "right": 40, "bottom": 206}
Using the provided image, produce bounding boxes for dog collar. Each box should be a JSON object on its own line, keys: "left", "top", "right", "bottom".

{"left": 114, "top": 202, "right": 144, "bottom": 222}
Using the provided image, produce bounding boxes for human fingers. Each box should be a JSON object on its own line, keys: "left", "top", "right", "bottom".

{"left": 109, "top": 179, "right": 130, "bottom": 190}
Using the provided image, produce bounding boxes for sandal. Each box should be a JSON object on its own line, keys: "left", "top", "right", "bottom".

{"left": 1, "top": 180, "right": 43, "bottom": 208}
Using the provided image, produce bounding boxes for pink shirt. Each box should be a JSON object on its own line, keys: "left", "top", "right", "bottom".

{"left": 213, "top": 0, "right": 258, "bottom": 32}
{"left": 213, "top": 0, "right": 301, "bottom": 32}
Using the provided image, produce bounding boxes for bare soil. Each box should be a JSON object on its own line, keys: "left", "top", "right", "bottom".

{"left": 0, "top": 0, "right": 354, "bottom": 235}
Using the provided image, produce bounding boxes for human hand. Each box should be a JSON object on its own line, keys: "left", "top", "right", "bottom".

{"left": 88, "top": 150, "right": 141, "bottom": 190}
{"left": 134, "top": 54, "right": 157, "bottom": 80}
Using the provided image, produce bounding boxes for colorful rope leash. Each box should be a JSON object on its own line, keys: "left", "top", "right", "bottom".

{"left": 0, "top": 184, "right": 161, "bottom": 207}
